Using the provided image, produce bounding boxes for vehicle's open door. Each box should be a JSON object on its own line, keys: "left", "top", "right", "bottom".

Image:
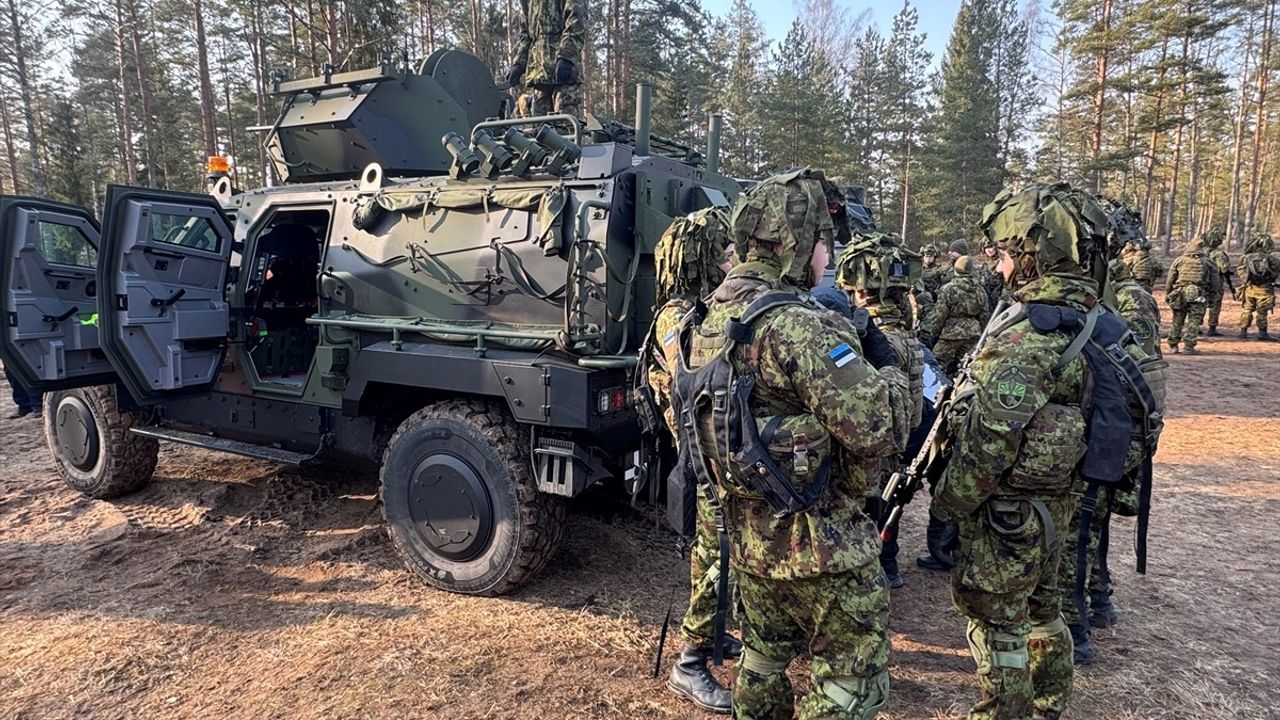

{"left": 97, "top": 185, "right": 234, "bottom": 402}
{"left": 0, "top": 197, "right": 118, "bottom": 391}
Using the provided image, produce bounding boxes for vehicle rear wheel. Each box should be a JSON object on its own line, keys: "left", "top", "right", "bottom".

{"left": 43, "top": 385, "right": 158, "bottom": 498}
{"left": 380, "top": 399, "right": 565, "bottom": 596}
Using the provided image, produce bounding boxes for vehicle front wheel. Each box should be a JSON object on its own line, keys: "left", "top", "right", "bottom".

{"left": 380, "top": 399, "right": 565, "bottom": 596}
{"left": 42, "top": 385, "right": 158, "bottom": 498}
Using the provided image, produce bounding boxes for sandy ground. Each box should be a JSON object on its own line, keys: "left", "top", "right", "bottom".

{"left": 1, "top": 294, "right": 1278, "bottom": 720}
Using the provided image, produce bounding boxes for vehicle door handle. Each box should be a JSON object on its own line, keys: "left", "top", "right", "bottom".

{"left": 42, "top": 306, "right": 80, "bottom": 323}
{"left": 151, "top": 289, "right": 186, "bottom": 307}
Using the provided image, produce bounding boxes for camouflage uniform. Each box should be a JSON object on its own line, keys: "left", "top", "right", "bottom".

{"left": 510, "top": 0, "right": 588, "bottom": 116}
{"left": 836, "top": 233, "right": 927, "bottom": 588}
{"left": 643, "top": 208, "right": 734, "bottom": 712}
{"left": 680, "top": 170, "right": 911, "bottom": 720}
{"left": 922, "top": 258, "right": 991, "bottom": 377}
{"left": 1122, "top": 244, "right": 1162, "bottom": 293}
{"left": 937, "top": 183, "right": 1114, "bottom": 720}
{"left": 1203, "top": 232, "right": 1232, "bottom": 335}
{"left": 1164, "top": 241, "right": 1214, "bottom": 352}
{"left": 978, "top": 238, "right": 1007, "bottom": 308}
{"left": 1237, "top": 235, "right": 1280, "bottom": 338}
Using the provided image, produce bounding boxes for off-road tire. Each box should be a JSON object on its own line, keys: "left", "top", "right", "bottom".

{"left": 380, "top": 399, "right": 565, "bottom": 596}
{"left": 43, "top": 385, "right": 158, "bottom": 498}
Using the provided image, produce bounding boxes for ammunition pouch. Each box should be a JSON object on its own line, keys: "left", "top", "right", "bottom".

{"left": 666, "top": 449, "right": 699, "bottom": 540}
{"left": 726, "top": 375, "right": 833, "bottom": 516}
{"left": 1005, "top": 402, "right": 1086, "bottom": 493}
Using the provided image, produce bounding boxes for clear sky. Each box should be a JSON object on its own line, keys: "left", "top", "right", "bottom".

{"left": 700, "top": 0, "right": 965, "bottom": 68}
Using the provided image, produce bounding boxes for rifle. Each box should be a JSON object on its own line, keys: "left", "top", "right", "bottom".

{"left": 879, "top": 300, "right": 1010, "bottom": 541}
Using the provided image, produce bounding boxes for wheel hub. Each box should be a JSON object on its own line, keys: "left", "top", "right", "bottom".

{"left": 408, "top": 453, "right": 494, "bottom": 562}
{"left": 54, "top": 396, "right": 99, "bottom": 471}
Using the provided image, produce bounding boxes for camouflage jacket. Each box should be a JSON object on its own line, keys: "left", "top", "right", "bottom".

{"left": 1207, "top": 248, "right": 1232, "bottom": 295}
{"left": 644, "top": 298, "right": 692, "bottom": 438}
{"left": 1112, "top": 279, "right": 1162, "bottom": 357}
{"left": 1124, "top": 248, "right": 1163, "bottom": 291}
{"left": 514, "top": 0, "right": 588, "bottom": 86}
{"left": 686, "top": 262, "right": 910, "bottom": 580}
{"left": 921, "top": 264, "right": 950, "bottom": 298}
{"left": 935, "top": 275, "right": 1094, "bottom": 517}
{"left": 922, "top": 274, "right": 989, "bottom": 344}
{"left": 869, "top": 302, "right": 924, "bottom": 430}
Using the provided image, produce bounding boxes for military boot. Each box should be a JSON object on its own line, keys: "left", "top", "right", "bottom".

{"left": 1259, "top": 331, "right": 1272, "bottom": 341}
{"left": 1070, "top": 623, "right": 1096, "bottom": 665}
{"left": 1207, "top": 326, "right": 1220, "bottom": 336}
{"left": 668, "top": 643, "right": 732, "bottom": 714}
{"left": 882, "top": 558, "right": 904, "bottom": 589}
{"left": 1089, "top": 592, "right": 1119, "bottom": 629}
{"left": 1167, "top": 342, "right": 1180, "bottom": 354}
{"left": 1239, "top": 328, "right": 1249, "bottom": 339}
{"left": 916, "top": 516, "right": 958, "bottom": 572}
{"left": 1183, "top": 346, "right": 1201, "bottom": 355}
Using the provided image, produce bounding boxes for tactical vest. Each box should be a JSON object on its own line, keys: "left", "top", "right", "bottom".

{"left": 668, "top": 292, "right": 835, "bottom": 523}
{"left": 1175, "top": 253, "right": 1208, "bottom": 286}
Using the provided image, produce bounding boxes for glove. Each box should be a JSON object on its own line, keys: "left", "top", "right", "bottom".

{"left": 857, "top": 314, "right": 899, "bottom": 370}
{"left": 554, "top": 58, "right": 575, "bottom": 84}
{"left": 503, "top": 63, "right": 526, "bottom": 87}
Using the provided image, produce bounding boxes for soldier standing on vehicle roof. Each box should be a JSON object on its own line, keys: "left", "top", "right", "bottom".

{"left": 505, "top": 0, "right": 588, "bottom": 117}
{"left": 639, "top": 207, "right": 737, "bottom": 714}
{"left": 1164, "top": 238, "right": 1215, "bottom": 354}
{"left": 1237, "top": 233, "right": 1280, "bottom": 340}
{"left": 835, "top": 231, "right": 926, "bottom": 590}
{"left": 936, "top": 183, "right": 1112, "bottom": 720}
{"left": 670, "top": 168, "right": 910, "bottom": 719}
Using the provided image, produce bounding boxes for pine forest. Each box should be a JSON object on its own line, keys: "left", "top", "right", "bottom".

{"left": 1, "top": 0, "right": 1278, "bottom": 250}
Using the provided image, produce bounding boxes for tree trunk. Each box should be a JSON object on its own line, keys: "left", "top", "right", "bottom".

{"left": 1246, "top": 0, "right": 1276, "bottom": 235}
{"left": 1142, "top": 37, "right": 1171, "bottom": 235}
{"left": 193, "top": 0, "right": 220, "bottom": 158}
{"left": 1090, "top": 0, "right": 1113, "bottom": 194}
{"left": 1, "top": 97, "right": 19, "bottom": 193}
{"left": 126, "top": 0, "right": 157, "bottom": 185}
{"left": 1164, "top": 29, "right": 1192, "bottom": 248}
{"left": 114, "top": 0, "right": 138, "bottom": 184}
{"left": 4, "top": 0, "right": 46, "bottom": 194}
{"left": 1226, "top": 15, "right": 1254, "bottom": 249}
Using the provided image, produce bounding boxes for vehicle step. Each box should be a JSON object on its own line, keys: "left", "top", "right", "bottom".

{"left": 129, "top": 426, "right": 326, "bottom": 467}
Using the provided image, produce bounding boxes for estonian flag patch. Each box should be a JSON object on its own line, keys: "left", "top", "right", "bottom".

{"left": 828, "top": 342, "right": 857, "bottom": 368}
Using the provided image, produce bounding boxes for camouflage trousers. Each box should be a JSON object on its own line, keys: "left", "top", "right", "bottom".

{"left": 933, "top": 336, "right": 978, "bottom": 378}
{"left": 952, "top": 494, "right": 1077, "bottom": 720}
{"left": 518, "top": 82, "right": 582, "bottom": 117}
{"left": 1239, "top": 286, "right": 1275, "bottom": 333}
{"left": 1205, "top": 290, "right": 1225, "bottom": 330}
{"left": 1167, "top": 302, "right": 1205, "bottom": 349}
{"left": 734, "top": 565, "right": 891, "bottom": 720}
{"left": 682, "top": 492, "right": 728, "bottom": 648}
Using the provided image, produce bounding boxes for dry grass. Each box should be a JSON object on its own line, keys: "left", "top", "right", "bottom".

{"left": 1, "top": 293, "right": 1278, "bottom": 719}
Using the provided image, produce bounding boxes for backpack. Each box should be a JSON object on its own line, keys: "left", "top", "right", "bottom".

{"left": 1245, "top": 253, "right": 1276, "bottom": 284}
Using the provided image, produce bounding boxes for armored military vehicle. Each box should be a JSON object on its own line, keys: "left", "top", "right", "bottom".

{"left": 0, "top": 50, "right": 738, "bottom": 596}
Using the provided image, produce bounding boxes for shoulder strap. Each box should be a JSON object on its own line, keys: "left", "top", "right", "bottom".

{"left": 1052, "top": 305, "right": 1100, "bottom": 374}
{"left": 725, "top": 291, "right": 806, "bottom": 345}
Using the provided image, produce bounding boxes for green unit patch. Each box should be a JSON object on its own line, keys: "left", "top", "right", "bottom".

{"left": 997, "top": 379, "right": 1028, "bottom": 409}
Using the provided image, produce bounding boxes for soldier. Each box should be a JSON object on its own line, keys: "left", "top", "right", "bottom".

{"left": 1122, "top": 239, "right": 1163, "bottom": 293}
{"left": 836, "top": 231, "right": 926, "bottom": 589}
{"left": 4, "top": 367, "right": 42, "bottom": 419}
{"left": 978, "top": 236, "right": 1006, "bottom": 307}
{"left": 936, "top": 183, "right": 1111, "bottom": 720}
{"left": 669, "top": 168, "right": 910, "bottom": 719}
{"left": 948, "top": 238, "right": 970, "bottom": 265}
{"left": 640, "top": 207, "right": 736, "bottom": 713}
{"left": 505, "top": 0, "right": 588, "bottom": 117}
{"left": 1203, "top": 230, "right": 1233, "bottom": 336}
{"left": 1237, "top": 233, "right": 1280, "bottom": 340}
{"left": 1164, "top": 239, "right": 1215, "bottom": 354}
{"left": 921, "top": 257, "right": 990, "bottom": 377}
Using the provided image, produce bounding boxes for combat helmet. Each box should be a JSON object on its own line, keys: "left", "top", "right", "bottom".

{"left": 654, "top": 207, "right": 731, "bottom": 303}
{"left": 1098, "top": 196, "right": 1146, "bottom": 257}
{"left": 730, "top": 167, "right": 836, "bottom": 287}
{"left": 1246, "top": 232, "right": 1274, "bottom": 254}
{"left": 980, "top": 182, "right": 1109, "bottom": 290}
{"left": 834, "top": 230, "right": 922, "bottom": 296}
{"left": 1202, "top": 228, "right": 1225, "bottom": 248}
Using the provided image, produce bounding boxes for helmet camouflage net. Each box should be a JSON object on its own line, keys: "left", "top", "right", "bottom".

{"left": 1098, "top": 196, "right": 1146, "bottom": 257}
{"left": 1201, "top": 227, "right": 1225, "bottom": 248}
{"left": 654, "top": 207, "right": 731, "bottom": 302}
{"left": 1108, "top": 256, "right": 1132, "bottom": 283}
{"left": 835, "top": 230, "right": 922, "bottom": 296}
{"left": 980, "top": 182, "right": 1109, "bottom": 289}
{"left": 1247, "top": 232, "right": 1274, "bottom": 254}
{"left": 730, "top": 167, "right": 836, "bottom": 286}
